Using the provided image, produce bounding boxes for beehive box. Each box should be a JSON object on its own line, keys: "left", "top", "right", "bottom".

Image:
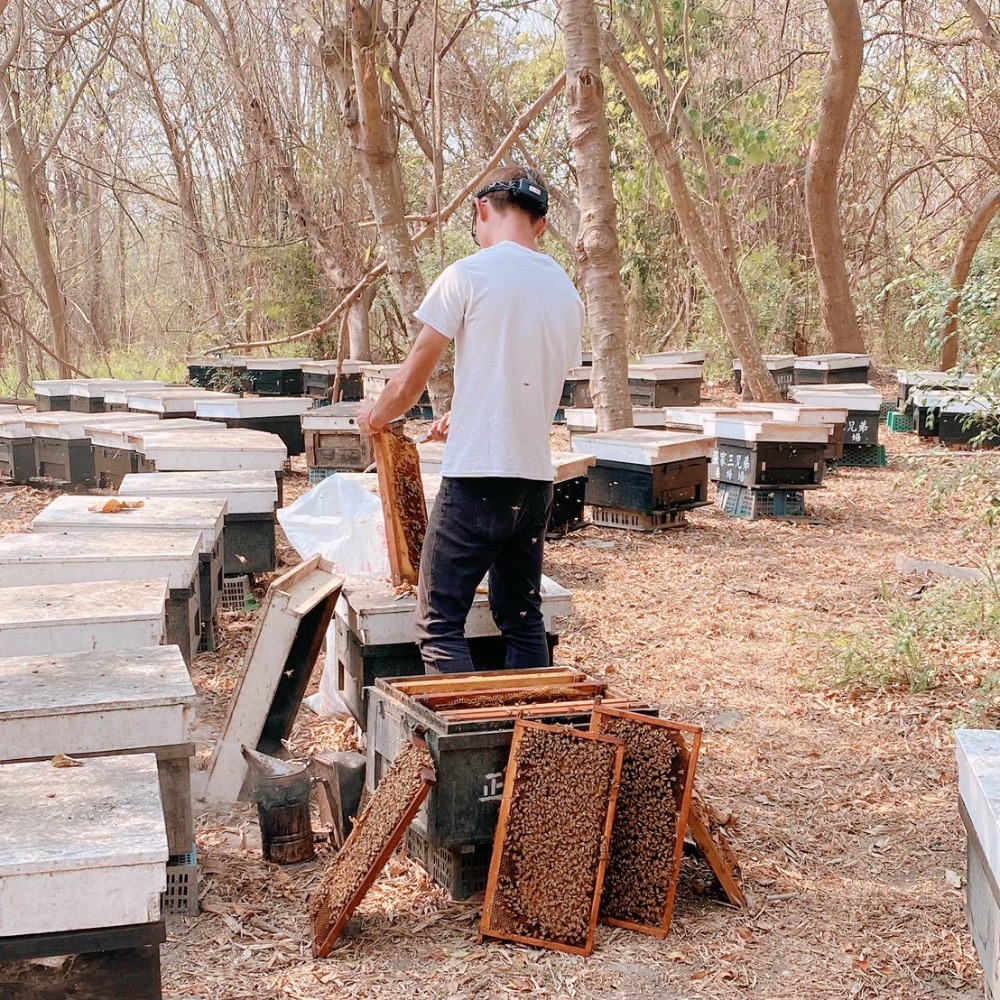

{"left": 131, "top": 426, "right": 287, "bottom": 474}
{"left": 703, "top": 415, "right": 829, "bottom": 489}
{"left": 0, "top": 412, "right": 34, "bottom": 484}
{"left": 185, "top": 355, "right": 251, "bottom": 392}
{"left": 559, "top": 367, "right": 593, "bottom": 409}
{"left": 0, "top": 754, "right": 168, "bottom": 937}
{"left": 627, "top": 364, "right": 703, "bottom": 407}
{"left": 32, "top": 494, "right": 227, "bottom": 629}
{"left": 788, "top": 387, "right": 881, "bottom": 446}
{"left": 0, "top": 645, "right": 195, "bottom": 857}
{"left": 87, "top": 418, "right": 217, "bottom": 489}
{"left": 126, "top": 388, "right": 237, "bottom": 419}
{"left": 957, "top": 729, "right": 1000, "bottom": 1000}
{"left": 195, "top": 396, "right": 312, "bottom": 456}
{"left": 120, "top": 470, "right": 279, "bottom": 575}
{"left": 565, "top": 406, "right": 667, "bottom": 435}
{"left": 365, "top": 668, "right": 651, "bottom": 847}
{"left": 737, "top": 402, "right": 847, "bottom": 461}
{"left": 245, "top": 357, "right": 309, "bottom": 396}
{"left": 590, "top": 709, "right": 700, "bottom": 936}
{"left": 361, "top": 364, "right": 431, "bottom": 408}
{"left": 550, "top": 451, "right": 595, "bottom": 532}
{"left": 0, "top": 530, "right": 202, "bottom": 664}
{"left": 479, "top": 721, "right": 625, "bottom": 956}
{"left": 69, "top": 380, "right": 167, "bottom": 414}
{"left": 574, "top": 430, "right": 711, "bottom": 514}
{"left": 641, "top": 349, "right": 707, "bottom": 365}
{"left": 303, "top": 402, "right": 404, "bottom": 471}
{"left": 0, "top": 578, "right": 167, "bottom": 657}
{"left": 896, "top": 370, "right": 975, "bottom": 414}
{"left": 938, "top": 398, "right": 999, "bottom": 448}
{"left": 732, "top": 354, "right": 796, "bottom": 397}
{"left": 793, "top": 353, "right": 870, "bottom": 385}
{"left": 32, "top": 378, "right": 79, "bottom": 412}
{"left": 302, "top": 360, "right": 364, "bottom": 401}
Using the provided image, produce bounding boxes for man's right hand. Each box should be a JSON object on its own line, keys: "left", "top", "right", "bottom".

{"left": 427, "top": 411, "right": 451, "bottom": 441}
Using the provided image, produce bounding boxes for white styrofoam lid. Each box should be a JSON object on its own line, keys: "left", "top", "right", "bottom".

{"left": 32, "top": 495, "right": 227, "bottom": 547}
{"left": 69, "top": 380, "right": 167, "bottom": 398}
{"left": 737, "top": 402, "right": 848, "bottom": 424}
{"left": 301, "top": 360, "right": 363, "bottom": 374}
{"left": 731, "top": 354, "right": 796, "bottom": 371}
{"left": 551, "top": 450, "right": 596, "bottom": 479}
{"left": 793, "top": 353, "right": 871, "bottom": 370}
{"left": 0, "top": 645, "right": 195, "bottom": 719}
{"left": 710, "top": 416, "right": 831, "bottom": 443}
{"left": 940, "top": 397, "right": 991, "bottom": 415}
{"left": 640, "top": 350, "right": 707, "bottom": 365}
{"left": 119, "top": 470, "right": 278, "bottom": 511}
{"left": 0, "top": 528, "right": 201, "bottom": 565}
{"left": 627, "top": 364, "right": 703, "bottom": 380}
{"left": 245, "top": 357, "right": 310, "bottom": 370}
{"left": 130, "top": 427, "right": 287, "bottom": 453}
{"left": 789, "top": 389, "right": 881, "bottom": 411}
{"left": 564, "top": 406, "right": 667, "bottom": 429}
{"left": 573, "top": 428, "right": 711, "bottom": 465}
{"left": 0, "top": 578, "right": 169, "bottom": 628}
{"left": 0, "top": 754, "right": 168, "bottom": 876}
{"left": 194, "top": 396, "right": 313, "bottom": 418}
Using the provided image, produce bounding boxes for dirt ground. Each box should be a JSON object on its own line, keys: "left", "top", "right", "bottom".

{"left": 0, "top": 397, "right": 987, "bottom": 1000}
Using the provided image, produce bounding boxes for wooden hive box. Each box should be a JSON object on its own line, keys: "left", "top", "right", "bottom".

{"left": 0, "top": 754, "right": 168, "bottom": 937}
{"left": 245, "top": 356, "right": 309, "bottom": 396}
{"left": 303, "top": 402, "right": 403, "bottom": 472}
{"left": 125, "top": 388, "right": 236, "bottom": 420}
{"left": 788, "top": 387, "right": 881, "bottom": 445}
{"left": 0, "top": 646, "right": 196, "bottom": 857}
{"left": 737, "top": 402, "right": 848, "bottom": 461}
{"left": 0, "top": 530, "right": 203, "bottom": 665}
{"left": 0, "top": 578, "right": 167, "bottom": 657}
{"left": 641, "top": 349, "right": 707, "bottom": 365}
{"left": 120, "top": 469, "right": 279, "bottom": 574}
{"left": 32, "top": 494, "right": 227, "bottom": 632}
{"left": 185, "top": 355, "right": 251, "bottom": 392}
{"left": 732, "top": 354, "right": 796, "bottom": 396}
{"left": 32, "top": 378, "right": 79, "bottom": 412}
{"left": 69, "top": 380, "right": 167, "bottom": 414}
{"left": 627, "top": 363, "right": 703, "bottom": 407}
{"left": 938, "top": 397, "right": 998, "bottom": 448}
{"left": 0, "top": 412, "right": 35, "bottom": 485}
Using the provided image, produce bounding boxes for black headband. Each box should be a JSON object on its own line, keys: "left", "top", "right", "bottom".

{"left": 473, "top": 176, "right": 549, "bottom": 216}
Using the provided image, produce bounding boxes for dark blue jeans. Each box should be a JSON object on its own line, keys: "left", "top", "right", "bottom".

{"left": 415, "top": 476, "right": 554, "bottom": 674}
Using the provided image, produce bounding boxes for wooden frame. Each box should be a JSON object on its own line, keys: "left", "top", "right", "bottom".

{"left": 311, "top": 741, "right": 436, "bottom": 957}
{"left": 479, "top": 720, "right": 626, "bottom": 957}
{"left": 384, "top": 667, "right": 585, "bottom": 698}
{"left": 687, "top": 790, "right": 746, "bottom": 907}
{"left": 439, "top": 697, "right": 645, "bottom": 724}
{"left": 372, "top": 429, "right": 426, "bottom": 586}
{"left": 590, "top": 708, "right": 702, "bottom": 937}
{"left": 416, "top": 681, "right": 608, "bottom": 711}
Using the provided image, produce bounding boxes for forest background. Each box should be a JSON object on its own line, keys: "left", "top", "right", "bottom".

{"left": 1, "top": 0, "right": 998, "bottom": 399}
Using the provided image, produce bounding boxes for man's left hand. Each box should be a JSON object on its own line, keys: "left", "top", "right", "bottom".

{"left": 356, "top": 401, "right": 382, "bottom": 436}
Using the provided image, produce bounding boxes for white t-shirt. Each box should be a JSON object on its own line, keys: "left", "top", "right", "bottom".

{"left": 414, "top": 241, "right": 584, "bottom": 481}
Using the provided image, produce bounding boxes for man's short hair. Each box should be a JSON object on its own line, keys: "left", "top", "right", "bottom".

{"left": 475, "top": 165, "right": 549, "bottom": 222}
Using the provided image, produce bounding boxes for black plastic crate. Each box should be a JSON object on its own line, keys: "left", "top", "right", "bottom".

{"left": 713, "top": 439, "right": 825, "bottom": 489}
{"left": 339, "top": 624, "right": 559, "bottom": 727}
{"left": 585, "top": 457, "right": 709, "bottom": 514}
{"left": 405, "top": 828, "right": 492, "bottom": 900}
{"left": 834, "top": 443, "right": 887, "bottom": 468}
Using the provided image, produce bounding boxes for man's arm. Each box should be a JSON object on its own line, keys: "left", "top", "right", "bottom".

{"left": 356, "top": 324, "right": 450, "bottom": 434}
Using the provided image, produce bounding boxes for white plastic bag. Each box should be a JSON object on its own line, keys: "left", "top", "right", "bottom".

{"left": 277, "top": 474, "right": 390, "bottom": 578}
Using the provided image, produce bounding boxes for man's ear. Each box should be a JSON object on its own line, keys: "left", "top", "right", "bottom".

{"left": 534, "top": 217, "right": 547, "bottom": 238}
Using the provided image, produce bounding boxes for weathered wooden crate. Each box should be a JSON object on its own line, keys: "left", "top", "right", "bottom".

{"left": 32, "top": 494, "right": 227, "bottom": 637}
{"left": 627, "top": 364, "right": 703, "bottom": 407}
{"left": 0, "top": 578, "right": 168, "bottom": 657}
{"left": 195, "top": 395, "right": 312, "bottom": 455}
{"left": 302, "top": 360, "right": 364, "bottom": 401}
{"left": 793, "top": 353, "right": 871, "bottom": 385}
{"left": 0, "top": 645, "right": 196, "bottom": 857}
{"left": 0, "top": 754, "right": 168, "bottom": 937}
{"left": 0, "top": 529, "right": 202, "bottom": 664}
{"left": 303, "top": 402, "right": 403, "bottom": 471}
{"left": 120, "top": 469, "right": 279, "bottom": 575}
{"left": 479, "top": 720, "right": 625, "bottom": 956}
{"left": 196, "top": 556, "right": 343, "bottom": 807}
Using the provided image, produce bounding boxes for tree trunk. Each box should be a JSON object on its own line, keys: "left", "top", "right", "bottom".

{"left": 560, "top": 0, "right": 632, "bottom": 431}
{"left": 805, "top": 0, "right": 865, "bottom": 354}
{"left": 348, "top": 284, "right": 376, "bottom": 361}
{"left": 940, "top": 187, "right": 1000, "bottom": 370}
{"left": 600, "top": 30, "right": 780, "bottom": 403}
{"left": 0, "top": 72, "right": 73, "bottom": 377}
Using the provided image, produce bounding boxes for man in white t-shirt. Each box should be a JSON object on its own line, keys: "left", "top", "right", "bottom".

{"left": 357, "top": 166, "right": 584, "bottom": 673}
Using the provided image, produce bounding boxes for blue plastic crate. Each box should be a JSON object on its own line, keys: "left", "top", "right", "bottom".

{"left": 715, "top": 482, "right": 805, "bottom": 520}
